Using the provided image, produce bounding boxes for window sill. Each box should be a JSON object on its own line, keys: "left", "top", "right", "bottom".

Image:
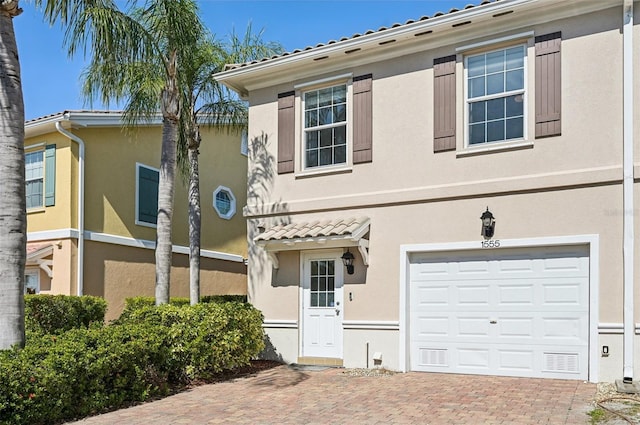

{"left": 135, "top": 220, "right": 157, "bottom": 229}
{"left": 27, "top": 207, "right": 46, "bottom": 215}
{"left": 295, "top": 165, "right": 353, "bottom": 179}
{"left": 456, "top": 140, "right": 533, "bottom": 158}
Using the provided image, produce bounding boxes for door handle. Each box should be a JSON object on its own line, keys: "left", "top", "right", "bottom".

{"left": 489, "top": 320, "right": 497, "bottom": 324}
{"left": 335, "top": 301, "right": 340, "bottom": 316}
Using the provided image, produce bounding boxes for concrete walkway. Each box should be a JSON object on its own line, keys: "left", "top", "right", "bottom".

{"left": 69, "top": 365, "right": 597, "bottom": 424}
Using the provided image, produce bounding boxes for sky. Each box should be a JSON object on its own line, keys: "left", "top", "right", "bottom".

{"left": 14, "top": 0, "right": 465, "bottom": 121}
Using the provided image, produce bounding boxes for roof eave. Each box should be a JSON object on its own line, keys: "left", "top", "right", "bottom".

{"left": 214, "top": 0, "right": 538, "bottom": 94}
{"left": 215, "top": 0, "right": 621, "bottom": 95}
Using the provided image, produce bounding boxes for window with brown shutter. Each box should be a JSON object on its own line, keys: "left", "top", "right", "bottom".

{"left": 277, "top": 91, "right": 295, "bottom": 174}
{"left": 433, "top": 55, "right": 457, "bottom": 152}
{"left": 353, "top": 74, "right": 373, "bottom": 163}
{"left": 535, "top": 32, "right": 561, "bottom": 138}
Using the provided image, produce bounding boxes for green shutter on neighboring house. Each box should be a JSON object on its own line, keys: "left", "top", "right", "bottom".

{"left": 138, "top": 166, "right": 159, "bottom": 224}
{"left": 44, "top": 144, "right": 56, "bottom": 206}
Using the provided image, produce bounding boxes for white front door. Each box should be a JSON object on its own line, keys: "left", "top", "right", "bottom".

{"left": 302, "top": 251, "right": 344, "bottom": 359}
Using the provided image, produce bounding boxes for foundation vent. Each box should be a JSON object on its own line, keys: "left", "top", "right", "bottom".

{"left": 420, "top": 348, "right": 447, "bottom": 367}
{"left": 543, "top": 352, "right": 579, "bottom": 373}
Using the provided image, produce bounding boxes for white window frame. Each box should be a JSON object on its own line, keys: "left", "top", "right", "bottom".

{"left": 240, "top": 130, "right": 249, "bottom": 156}
{"left": 25, "top": 149, "right": 45, "bottom": 210}
{"left": 213, "top": 185, "right": 236, "bottom": 220}
{"left": 135, "top": 163, "right": 159, "bottom": 228}
{"left": 463, "top": 43, "right": 528, "bottom": 148}
{"left": 25, "top": 269, "right": 40, "bottom": 295}
{"left": 296, "top": 75, "right": 352, "bottom": 175}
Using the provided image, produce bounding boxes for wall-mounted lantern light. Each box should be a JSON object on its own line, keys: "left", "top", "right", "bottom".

{"left": 341, "top": 249, "right": 355, "bottom": 275}
{"left": 480, "top": 207, "right": 496, "bottom": 239}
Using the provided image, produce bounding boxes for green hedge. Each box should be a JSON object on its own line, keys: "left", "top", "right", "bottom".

{"left": 0, "top": 302, "right": 264, "bottom": 425}
{"left": 118, "top": 295, "right": 248, "bottom": 323}
{"left": 25, "top": 295, "right": 107, "bottom": 334}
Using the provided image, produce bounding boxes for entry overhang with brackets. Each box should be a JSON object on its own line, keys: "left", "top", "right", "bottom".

{"left": 26, "top": 243, "right": 55, "bottom": 278}
{"left": 255, "top": 217, "right": 370, "bottom": 269}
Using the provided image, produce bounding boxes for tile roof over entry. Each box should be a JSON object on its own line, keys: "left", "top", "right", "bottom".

{"left": 255, "top": 217, "right": 370, "bottom": 243}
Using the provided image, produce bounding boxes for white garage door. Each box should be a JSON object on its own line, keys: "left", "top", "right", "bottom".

{"left": 409, "top": 246, "right": 589, "bottom": 380}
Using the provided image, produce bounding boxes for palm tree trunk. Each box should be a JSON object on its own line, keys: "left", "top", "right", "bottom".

{"left": 155, "top": 52, "right": 179, "bottom": 305}
{"left": 188, "top": 128, "right": 201, "bottom": 305}
{"left": 0, "top": 1, "right": 26, "bottom": 349}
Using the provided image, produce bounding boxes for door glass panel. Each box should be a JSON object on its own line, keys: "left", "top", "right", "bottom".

{"left": 309, "top": 260, "right": 336, "bottom": 308}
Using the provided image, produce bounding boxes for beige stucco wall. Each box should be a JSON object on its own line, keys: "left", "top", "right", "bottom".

{"left": 250, "top": 184, "right": 623, "bottom": 322}
{"left": 243, "top": 5, "right": 640, "bottom": 379}
{"left": 26, "top": 238, "right": 77, "bottom": 296}
{"left": 84, "top": 240, "right": 247, "bottom": 321}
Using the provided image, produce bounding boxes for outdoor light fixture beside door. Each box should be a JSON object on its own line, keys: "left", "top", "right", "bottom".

{"left": 341, "top": 249, "right": 355, "bottom": 275}
{"left": 480, "top": 207, "right": 496, "bottom": 239}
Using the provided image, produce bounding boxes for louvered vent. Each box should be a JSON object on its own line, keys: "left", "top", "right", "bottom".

{"left": 543, "top": 352, "right": 579, "bottom": 373}
{"left": 420, "top": 349, "right": 447, "bottom": 367}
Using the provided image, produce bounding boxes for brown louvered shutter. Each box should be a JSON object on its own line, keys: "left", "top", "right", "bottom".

{"left": 353, "top": 74, "right": 373, "bottom": 163}
{"left": 535, "top": 32, "right": 561, "bottom": 138}
{"left": 433, "top": 55, "right": 457, "bottom": 152}
{"left": 277, "top": 91, "right": 295, "bottom": 174}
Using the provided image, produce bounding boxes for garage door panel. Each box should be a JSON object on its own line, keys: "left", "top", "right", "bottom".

{"left": 458, "top": 317, "right": 491, "bottom": 337}
{"left": 498, "top": 284, "right": 534, "bottom": 305}
{"left": 458, "top": 285, "right": 490, "bottom": 305}
{"left": 542, "top": 315, "right": 588, "bottom": 341}
{"left": 409, "top": 246, "right": 589, "bottom": 380}
{"left": 415, "top": 316, "right": 449, "bottom": 337}
{"left": 415, "top": 285, "right": 449, "bottom": 306}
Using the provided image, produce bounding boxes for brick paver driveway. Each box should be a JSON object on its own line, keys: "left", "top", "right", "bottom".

{"left": 69, "top": 365, "right": 596, "bottom": 424}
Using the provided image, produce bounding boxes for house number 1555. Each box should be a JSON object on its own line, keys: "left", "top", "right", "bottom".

{"left": 481, "top": 240, "right": 501, "bottom": 248}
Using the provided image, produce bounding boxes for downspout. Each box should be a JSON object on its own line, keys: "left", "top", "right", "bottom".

{"left": 622, "top": 0, "right": 634, "bottom": 384}
{"left": 55, "top": 122, "right": 85, "bottom": 297}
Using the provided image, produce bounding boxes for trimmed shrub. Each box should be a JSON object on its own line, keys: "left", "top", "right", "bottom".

{"left": 201, "top": 294, "right": 247, "bottom": 303}
{"left": 0, "top": 324, "right": 171, "bottom": 424}
{"left": 117, "top": 302, "right": 265, "bottom": 380}
{"left": 25, "top": 295, "right": 107, "bottom": 334}
{"left": 118, "top": 295, "right": 248, "bottom": 323}
{"left": 0, "top": 301, "right": 265, "bottom": 425}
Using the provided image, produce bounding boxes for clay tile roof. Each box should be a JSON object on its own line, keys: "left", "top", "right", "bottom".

{"left": 223, "top": 0, "right": 501, "bottom": 71}
{"left": 27, "top": 243, "right": 49, "bottom": 255}
{"left": 255, "top": 217, "right": 370, "bottom": 243}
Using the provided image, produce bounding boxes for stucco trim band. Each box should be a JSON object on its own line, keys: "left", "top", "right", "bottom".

{"left": 27, "top": 228, "right": 245, "bottom": 263}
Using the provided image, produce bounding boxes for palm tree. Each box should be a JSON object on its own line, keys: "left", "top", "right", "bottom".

{"left": 0, "top": 0, "right": 26, "bottom": 349}
{"left": 42, "top": 0, "right": 206, "bottom": 304}
{"left": 178, "top": 26, "right": 282, "bottom": 305}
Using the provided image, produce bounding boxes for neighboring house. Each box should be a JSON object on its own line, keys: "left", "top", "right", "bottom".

{"left": 25, "top": 111, "right": 248, "bottom": 320}
{"left": 215, "top": 0, "right": 640, "bottom": 384}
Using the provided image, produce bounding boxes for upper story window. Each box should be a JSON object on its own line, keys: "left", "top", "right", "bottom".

{"left": 25, "top": 150, "right": 44, "bottom": 209}
{"left": 213, "top": 185, "right": 236, "bottom": 220}
{"left": 466, "top": 45, "right": 525, "bottom": 145}
{"left": 434, "top": 32, "right": 561, "bottom": 154}
{"left": 25, "top": 144, "right": 56, "bottom": 210}
{"left": 136, "top": 163, "right": 159, "bottom": 227}
{"left": 303, "top": 84, "right": 347, "bottom": 169}
{"left": 276, "top": 73, "right": 372, "bottom": 175}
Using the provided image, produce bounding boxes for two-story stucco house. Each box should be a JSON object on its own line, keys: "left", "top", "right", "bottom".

{"left": 215, "top": 0, "right": 640, "bottom": 384}
{"left": 25, "top": 111, "right": 248, "bottom": 320}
